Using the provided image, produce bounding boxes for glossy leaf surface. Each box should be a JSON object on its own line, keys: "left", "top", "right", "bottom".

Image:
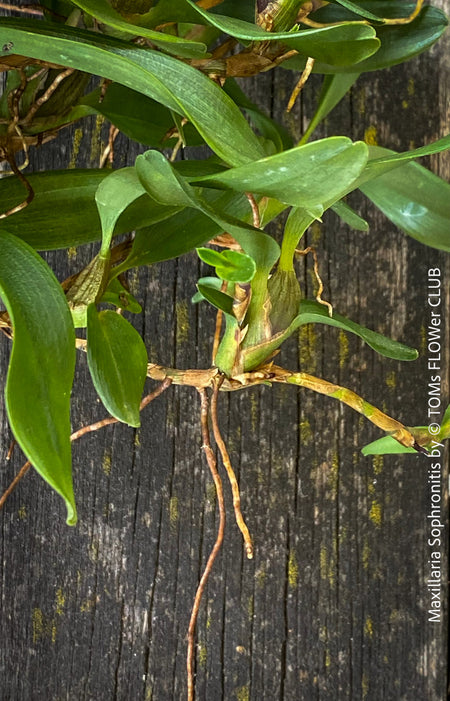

{"left": 288, "top": 3, "right": 448, "bottom": 73}
{"left": 361, "top": 434, "right": 421, "bottom": 455}
{"left": 331, "top": 200, "right": 369, "bottom": 231}
{"left": 184, "top": 0, "right": 380, "bottom": 66}
{"left": 224, "top": 79, "right": 293, "bottom": 152}
{"left": 242, "top": 298, "right": 418, "bottom": 371}
{"left": 113, "top": 190, "right": 250, "bottom": 275}
{"left": 135, "top": 150, "right": 280, "bottom": 272}
{"left": 195, "top": 137, "right": 369, "bottom": 208}
{"left": 359, "top": 145, "right": 450, "bottom": 252}
{"left": 197, "top": 247, "right": 256, "bottom": 283}
{"left": 0, "top": 19, "right": 264, "bottom": 166}
{"left": 95, "top": 168, "right": 147, "bottom": 255}
{"left": 80, "top": 84, "right": 203, "bottom": 148}
{"left": 196, "top": 283, "right": 234, "bottom": 315}
{"left": 0, "top": 170, "right": 180, "bottom": 250}
{"left": 292, "top": 300, "right": 418, "bottom": 360}
{"left": 0, "top": 231, "right": 76, "bottom": 524}
{"left": 71, "top": 0, "right": 207, "bottom": 57}
{"left": 300, "top": 73, "right": 360, "bottom": 144}
{"left": 86, "top": 306, "right": 148, "bottom": 427}
{"left": 362, "top": 405, "right": 450, "bottom": 454}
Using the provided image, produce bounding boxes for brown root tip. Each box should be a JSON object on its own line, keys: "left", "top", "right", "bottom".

{"left": 414, "top": 441, "right": 429, "bottom": 455}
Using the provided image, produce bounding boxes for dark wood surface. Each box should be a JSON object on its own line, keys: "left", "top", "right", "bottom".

{"left": 0, "top": 4, "right": 449, "bottom": 699}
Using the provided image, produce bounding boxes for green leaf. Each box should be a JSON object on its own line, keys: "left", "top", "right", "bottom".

{"left": 197, "top": 247, "right": 256, "bottom": 283}
{"left": 292, "top": 300, "right": 418, "bottom": 360}
{"left": 326, "top": 0, "right": 382, "bottom": 21}
{"left": 440, "top": 404, "right": 450, "bottom": 437}
{"left": 95, "top": 167, "right": 147, "bottom": 255}
{"left": 134, "top": 150, "right": 280, "bottom": 272}
{"left": 359, "top": 146, "right": 450, "bottom": 252}
{"left": 80, "top": 84, "right": 203, "bottom": 148}
{"left": 71, "top": 0, "right": 207, "bottom": 57}
{"left": 361, "top": 435, "right": 420, "bottom": 455}
{"left": 192, "top": 276, "right": 222, "bottom": 304}
{"left": 86, "top": 306, "right": 148, "bottom": 427}
{"left": 210, "top": 0, "right": 255, "bottom": 22}
{"left": 292, "top": 299, "right": 419, "bottom": 360}
{"left": 0, "top": 169, "right": 180, "bottom": 250}
{"left": 196, "top": 283, "right": 234, "bottom": 315}
{"left": 331, "top": 200, "right": 369, "bottom": 231}
{"left": 184, "top": 0, "right": 380, "bottom": 66}
{"left": 101, "top": 278, "right": 142, "bottom": 314}
{"left": 224, "top": 79, "right": 293, "bottom": 152}
{"left": 300, "top": 72, "right": 360, "bottom": 145}
{"left": 242, "top": 297, "right": 418, "bottom": 371}
{"left": 364, "top": 136, "right": 450, "bottom": 173}
{"left": 115, "top": 0, "right": 207, "bottom": 28}
{"left": 195, "top": 137, "right": 369, "bottom": 208}
{"left": 288, "top": 3, "right": 448, "bottom": 73}
{"left": 113, "top": 190, "right": 250, "bottom": 275}
{"left": 361, "top": 407, "right": 450, "bottom": 454}
{"left": 0, "top": 18, "right": 264, "bottom": 166}
{"left": 0, "top": 231, "right": 76, "bottom": 524}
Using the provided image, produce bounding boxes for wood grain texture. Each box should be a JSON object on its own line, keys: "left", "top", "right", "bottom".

{"left": 0, "top": 4, "right": 449, "bottom": 699}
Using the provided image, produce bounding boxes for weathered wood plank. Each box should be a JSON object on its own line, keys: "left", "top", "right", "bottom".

{"left": 0, "top": 4, "right": 449, "bottom": 699}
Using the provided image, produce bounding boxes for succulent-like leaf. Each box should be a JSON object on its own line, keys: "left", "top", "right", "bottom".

{"left": 331, "top": 200, "right": 369, "bottom": 231}
{"left": 194, "top": 137, "right": 369, "bottom": 209}
{"left": 197, "top": 247, "right": 256, "bottom": 283}
{"left": 242, "top": 298, "right": 418, "bottom": 371}
{"left": 184, "top": 0, "right": 380, "bottom": 66}
{"left": 71, "top": 0, "right": 207, "bottom": 58}
{"left": 80, "top": 84, "right": 204, "bottom": 148}
{"left": 286, "top": 3, "right": 448, "bottom": 73}
{"left": 135, "top": 150, "right": 280, "bottom": 272}
{"left": 0, "top": 169, "right": 180, "bottom": 250}
{"left": 0, "top": 231, "right": 76, "bottom": 524}
{"left": 0, "top": 18, "right": 264, "bottom": 166}
{"left": 358, "top": 144, "right": 450, "bottom": 252}
{"left": 196, "top": 283, "right": 234, "bottom": 316}
{"left": 95, "top": 167, "right": 147, "bottom": 255}
{"left": 86, "top": 306, "right": 148, "bottom": 427}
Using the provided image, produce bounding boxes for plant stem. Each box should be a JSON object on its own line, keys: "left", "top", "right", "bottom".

{"left": 278, "top": 207, "right": 315, "bottom": 271}
{"left": 188, "top": 388, "right": 226, "bottom": 701}
{"left": 281, "top": 371, "right": 421, "bottom": 449}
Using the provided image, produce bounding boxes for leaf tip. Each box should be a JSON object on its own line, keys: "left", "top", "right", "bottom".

{"left": 65, "top": 501, "right": 78, "bottom": 526}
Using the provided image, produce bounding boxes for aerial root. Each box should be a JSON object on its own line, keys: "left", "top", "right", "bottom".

{"left": 0, "top": 3, "right": 43, "bottom": 14}
{"left": 295, "top": 245, "right": 333, "bottom": 316}
{"left": 0, "top": 460, "right": 31, "bottom": 511}
{"left": 99, "top": 125, "right": 119, "bottom": 168}
{"left": 187, "top": 387, "right": 226, "bottom": 701}
{"left": 19, "top": 67, "right": 74, "bottom": 127}
{"left": 0, "top": 378, "right": 172, "bottom": 512}
{"left": 245, "top": 192, "right": 261, "bottom": 229}
{"left": 286, "top": 57, "right": 315, "bottom": 113}
{"left": 211, "top": 377, "right": 253, "bottom": 558}
{"left": 0, "top": 149, "right": 34, "bottom": 219}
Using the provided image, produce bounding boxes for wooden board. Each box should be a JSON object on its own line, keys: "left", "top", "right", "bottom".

{"left": 0, "top": 4, "right": 449, "bottom": 699}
